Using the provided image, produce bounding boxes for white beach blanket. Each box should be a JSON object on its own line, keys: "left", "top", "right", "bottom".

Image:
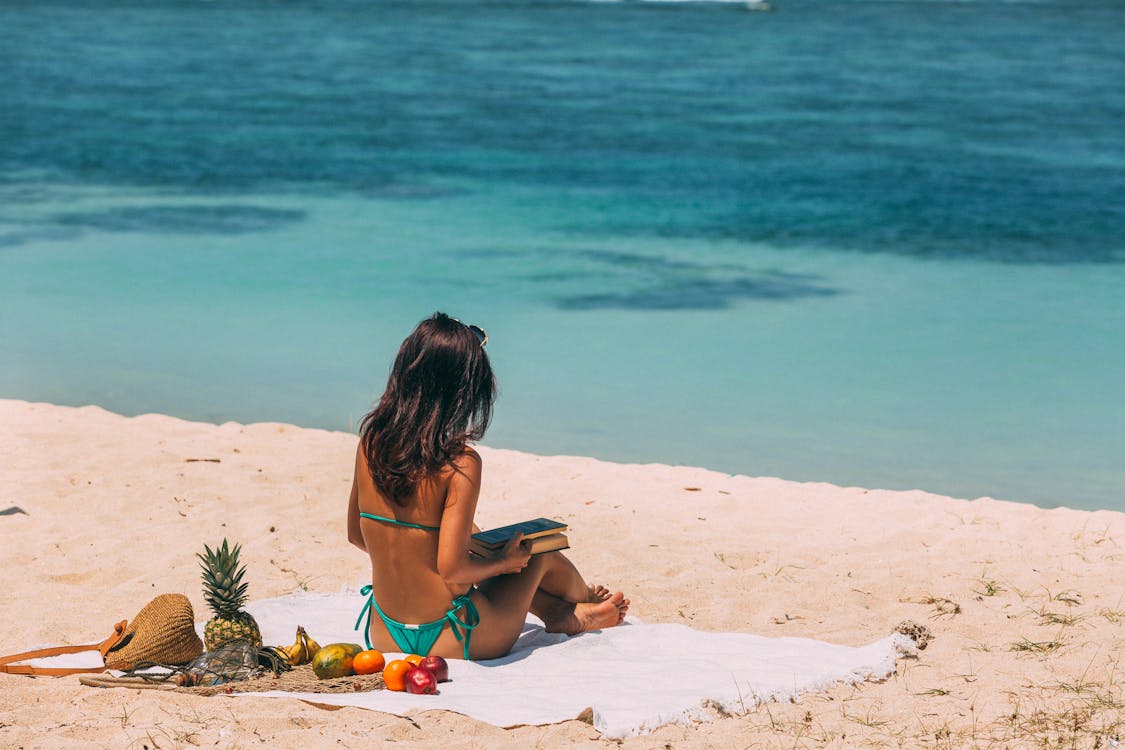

{"left": 245, "top": 592, "right": 915, "bottom": 737}
{"left": 37, "top": 591, "right": 916, "bottom": 738}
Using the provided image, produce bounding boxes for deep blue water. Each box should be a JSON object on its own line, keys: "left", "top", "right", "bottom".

{"left": 2, "top": 0, "right": 1124, "bottom": 509}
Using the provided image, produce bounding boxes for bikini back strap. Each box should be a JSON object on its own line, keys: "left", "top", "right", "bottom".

{"left": 358, "top": 512, "right": 440, "bottom": 532}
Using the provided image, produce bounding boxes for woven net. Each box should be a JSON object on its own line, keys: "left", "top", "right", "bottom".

{"left": 183, "top": 663, "right": 385, "bottom": 696}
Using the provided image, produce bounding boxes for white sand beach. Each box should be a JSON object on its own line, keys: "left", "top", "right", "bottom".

{"left": 1, "top": 399, "right": 1121, "bottom": 748}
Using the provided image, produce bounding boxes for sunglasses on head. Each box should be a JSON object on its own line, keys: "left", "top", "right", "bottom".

{"left": 452, "top": 317, "right": 488, "bottom": 347}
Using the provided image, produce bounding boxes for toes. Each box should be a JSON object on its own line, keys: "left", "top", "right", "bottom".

{"left": 586, "top": 584, "right": 611, "bottom": 602}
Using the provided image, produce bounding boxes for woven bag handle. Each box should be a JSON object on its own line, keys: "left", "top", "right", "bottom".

{"left": 0, "top": 620, "right": 128, "bottom": 677}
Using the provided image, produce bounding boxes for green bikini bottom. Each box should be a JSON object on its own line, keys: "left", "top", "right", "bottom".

{"left": 355, "top": 585, "right": 480, "bottom": 660}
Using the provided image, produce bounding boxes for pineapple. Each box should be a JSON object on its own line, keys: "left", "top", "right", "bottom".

{"left": 198, "top": 539, "right": 262, "bottom": 651}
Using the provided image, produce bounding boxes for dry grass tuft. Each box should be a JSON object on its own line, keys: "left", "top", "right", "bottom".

{"left": 1098, "top": 608, "right": 1125, "bottom": 624}
{"left": 901, "top": 594, "right": 962, "bottom": 619}
{"left": 915, "top": 687, "right": 952, "bottom": 697}
{"left": 997, "top": 692, "right": 1124, "bottom": 748}
{"left": 972, "top": 578, "right": 1005, "bottom": 597}
{"left": 1036, "top": 610, "right": 1087, "bottom": 627}
{"left": 1049, "top": 589, "right": 1083, "bottom": 607}
{"left": 1010, "top": 638, "right": 1065, "bottom": 655}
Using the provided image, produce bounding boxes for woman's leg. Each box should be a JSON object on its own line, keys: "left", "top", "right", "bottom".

{"left": 471, "top": 553, "right": 626, "bottom": 659}
{"left": 533, "top": 550, "right": 590, "bottom": 603}
{"left": 526, "top": 553, "right": 624, "bottom": 626}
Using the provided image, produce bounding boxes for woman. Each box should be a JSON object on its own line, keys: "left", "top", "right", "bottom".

{"left": 348, "top": 312, "right": 628, "bottom": 660}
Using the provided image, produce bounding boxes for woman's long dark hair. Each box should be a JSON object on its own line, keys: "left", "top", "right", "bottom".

{"left": 360, "top": 312, "right": 496, "bottom": 504}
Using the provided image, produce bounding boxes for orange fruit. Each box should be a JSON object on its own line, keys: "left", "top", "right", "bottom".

{"left": 382, "top": 659, "right": 414, "bottom": 691}
{"left": 352, "top": 649, "right": 385, "bottom": 676}
{"left": 404, "top": 654, "right": 424, "bottom": 667}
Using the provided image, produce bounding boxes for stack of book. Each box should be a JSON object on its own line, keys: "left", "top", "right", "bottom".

{"left": 469, "top": 517, "right": 569, "bottom": 557}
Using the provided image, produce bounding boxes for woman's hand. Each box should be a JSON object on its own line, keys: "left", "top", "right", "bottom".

{"left": 496, "top": 532, "right": 532, "bottom": 574}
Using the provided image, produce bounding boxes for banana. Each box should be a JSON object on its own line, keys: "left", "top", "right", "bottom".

{"left": 282, "top": 643, "right": 304, "bottom": 666}
{"left": 283, "top": 626, "right": 309, "bottom": 665}
{"left": 280, "top": 643, "right": 301, "bottom": 666}
{"left": 301, "top": 628, "right": 321, "bottom": 657}
{"left": 281, "top": 626, "right": 321, "bottom": 666}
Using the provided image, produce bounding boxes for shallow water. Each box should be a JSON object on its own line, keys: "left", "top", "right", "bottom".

{"left": 2, "top": 0, "right": 1123, "bottom": 510}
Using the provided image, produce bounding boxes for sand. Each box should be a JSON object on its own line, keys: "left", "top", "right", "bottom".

{"left": 1, "top": 398, "right": 1121, "bottom": 749}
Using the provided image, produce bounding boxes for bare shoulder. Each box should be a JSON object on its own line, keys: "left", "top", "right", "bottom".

{"left": 454, "top": 445, "right": 482, "bottom": 467}
{"left": 449, "top": 447, "right": 482, "bottom": 479}
{"left": 442, "top": 448, "right": 483, "bottom": 503}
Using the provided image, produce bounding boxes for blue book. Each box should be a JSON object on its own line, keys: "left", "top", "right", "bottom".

{"left": 469, "top": 518, "right": 568, "bottom": 555}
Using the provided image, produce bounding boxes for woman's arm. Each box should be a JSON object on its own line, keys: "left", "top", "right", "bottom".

{"left": 347, "top": 446, "right": 366, "bottom": 552}
{"left": 436, "top": 450, "right": 530, "bottom": 587}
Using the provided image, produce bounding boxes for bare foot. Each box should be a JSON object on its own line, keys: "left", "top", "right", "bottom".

{"left": 544, "top": 591, "right": 628, "bottom": 635}
{"left": 586, "top": 583, "right": 611, "bottom": 602}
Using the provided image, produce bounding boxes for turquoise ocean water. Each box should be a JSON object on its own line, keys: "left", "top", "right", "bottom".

{"left": 2, "top": 0, "right": 1123, "bottom": 510}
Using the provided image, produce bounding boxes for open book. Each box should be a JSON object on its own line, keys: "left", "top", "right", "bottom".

{"left": 469, "top": 517, "right": 569, "bottom": 557}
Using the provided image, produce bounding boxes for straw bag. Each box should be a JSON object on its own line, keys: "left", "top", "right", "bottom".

{"left": 0, "top": 593, "right": 204, "bottom": 677}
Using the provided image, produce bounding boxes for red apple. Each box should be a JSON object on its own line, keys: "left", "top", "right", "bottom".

{"left": 404, "top": 666, "right": 438, "bottom": 695}
{"left": 419, "top": 655, "right": 449, "bottom": 682}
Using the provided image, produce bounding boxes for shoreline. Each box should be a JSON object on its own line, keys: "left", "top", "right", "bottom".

{"left": 7, "top": 395, "right": 1113, "bottom": 515}
{"left": 1, "top": 398, "right": 1122, "bottom": 748}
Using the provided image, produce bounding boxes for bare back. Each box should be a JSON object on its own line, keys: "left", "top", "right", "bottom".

{"left": 351, "top": 446, "right": 468, "bottom": 624}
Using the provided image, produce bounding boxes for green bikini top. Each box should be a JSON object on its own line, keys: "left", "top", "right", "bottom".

{"left": 359, "top": 512, "right": 440, "bottom": 532}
